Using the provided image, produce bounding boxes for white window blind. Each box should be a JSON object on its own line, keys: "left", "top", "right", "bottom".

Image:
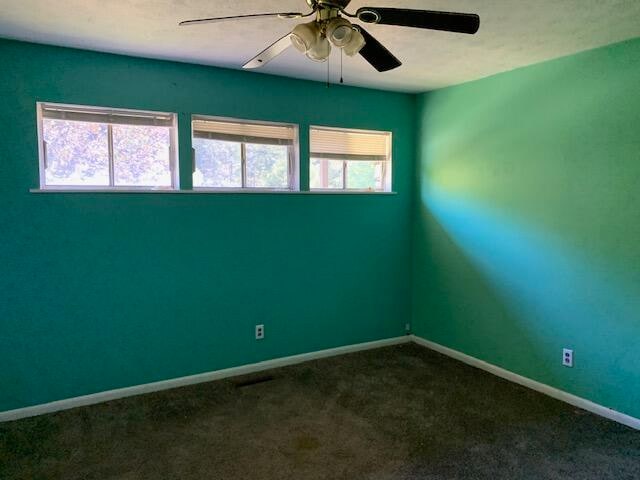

{"left": 193, "top": 118, "right": 296, "bottom": 146}
{"left": 310, "top": 127, "right": 390, "bottom": 161}
{"left": 40, "top": 104, "right": 174, "bottom": 127}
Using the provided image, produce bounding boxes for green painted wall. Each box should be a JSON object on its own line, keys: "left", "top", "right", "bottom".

{"left": 4, "top": 33, "right": 639, "bottom": 420}
{"left": 413, "top": 37, "right": 640, "bottom": 418}
{"left": 0, "top": 39, "right": 415, "bottom": 412}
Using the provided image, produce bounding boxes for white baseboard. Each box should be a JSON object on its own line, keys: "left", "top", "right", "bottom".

{"left": 411, "top": 334, "right": 640, "bottom": 431}
{"left": 0, "top": 336, "right": 411, "bottom": 422}
{"left": 6, "top": 334, "right": 637, "bottom": 430}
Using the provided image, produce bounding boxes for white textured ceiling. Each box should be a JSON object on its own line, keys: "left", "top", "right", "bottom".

{"left": 1, "top": 0, "right": 639, "bottom": 92}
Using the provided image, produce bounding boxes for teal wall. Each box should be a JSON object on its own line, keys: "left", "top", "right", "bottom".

{"left": 4, "top": 34, "right": 639, "bottom": 419}
{"left": 413, "top": 37, "right": 640, "bottom": 418}
{"left": 0, "top": 39, "right": 415, "bottom": 411}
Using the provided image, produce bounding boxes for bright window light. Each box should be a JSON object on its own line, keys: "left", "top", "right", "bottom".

{"left": 192, "top": 116, "right": 299, "bottom": 191}
{"left": 38, "top": 103, "right": 178, "bottom": 190}
{"left": 309, "top": 126, "right": 392, "bottom": 192}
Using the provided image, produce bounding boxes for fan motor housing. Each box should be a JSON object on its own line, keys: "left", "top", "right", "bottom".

{"left": 307, "top": 0, "right": 353, "bottom": 9}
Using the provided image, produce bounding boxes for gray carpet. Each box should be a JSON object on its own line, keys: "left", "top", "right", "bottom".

{"left": 1, "top": 343, "right": 639, "bottom": 479}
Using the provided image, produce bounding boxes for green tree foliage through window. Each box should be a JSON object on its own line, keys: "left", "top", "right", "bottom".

{"left": 112, "top": 125, "right": 171, "bottom": 186}
{"left": 192, "top": 139, "right": 242, "bottom": 188}
{"left": 42, "top": 119, "right": 172, "bottom": 187}
{"left": 43, "top": 119, "right": 110, "bottom": 185}
{"left": 246, "top": 144, "right": 288, "bottom": 188}
{"left": 193, "top": 139, "right": 290, "bottom": 189}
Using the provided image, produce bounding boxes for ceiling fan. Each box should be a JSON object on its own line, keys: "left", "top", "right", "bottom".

{"left": 179, "top": 1, "right": 480, "bottom": 73}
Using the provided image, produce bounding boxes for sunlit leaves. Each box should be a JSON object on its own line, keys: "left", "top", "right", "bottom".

{"left": 43, "top": 119, "right": 172, "bottom": 187}
{"left": 193, "top": 139, "right": 289, "bottom": 189}
{"left": 112, "top": 125, "right": 171, "bottom": 186}
{"left": 43, "top": 119, "right": 109, "bottom": 186}
{"left": 310, "top": 158, "right": 383, "bottom": 190}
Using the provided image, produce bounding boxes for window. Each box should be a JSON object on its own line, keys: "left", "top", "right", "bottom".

{"left": 37, "top": 103, "right": 178, "bottom": 190}
{"left": 309, "top": 126, "right": 392, "bottom": 192}
{"left": 192, "top": 116, "right": 299, "bottom": 191}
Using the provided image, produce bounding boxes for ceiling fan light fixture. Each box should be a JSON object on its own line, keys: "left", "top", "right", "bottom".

{"left": 290, "top": 21, "right": 320, "bottom": 53}
{"left": 305, "top": 35, "right": 331, "bottom": 62}
{"left": 342, "top": 28, "right": 366, "bottom": 57}
{"left": 326, "top": 17, "right": 353, "bottom": 47}
{"left": 181, "top": 4, "right": 480, "bottom": 73}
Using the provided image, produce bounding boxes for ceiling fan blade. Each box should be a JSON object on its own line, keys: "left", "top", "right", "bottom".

{"left": 356, "top": 8, "right": 480, "bottom": 34}
{"left": 354, "top": 26, "right": 401, "bottom": 72}
{"left": 243, "top": 32, "right": 293, "bottom": 69}
{"left": 179, "top": 12, "right": 305, "bottom": 26}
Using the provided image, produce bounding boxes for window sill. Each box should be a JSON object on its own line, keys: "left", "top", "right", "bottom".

{"left": 30, "top": 188, "right": 397, "bottom": 195}
{"left": 30, "top": 188, "right": 178, "bottom": 193}
{"left": 306, "top": 190, "right": 396, "bottom": 195}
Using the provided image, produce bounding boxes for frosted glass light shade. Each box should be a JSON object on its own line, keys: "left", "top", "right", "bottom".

{"left": 343, "top": 29, "right": 366, "bottom": 57}
{"left": 306, "top": 36, "right": 331, "bottom": 62}
{"left": 326, "top": 18, "right": 353, "bottom": 47}
{"left": 290, "top": 22, "right": 320, "bottom": 53}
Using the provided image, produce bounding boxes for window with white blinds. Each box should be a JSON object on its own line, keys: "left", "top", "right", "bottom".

{"left": 37, "top": 103, "right": 178, "bottom": 190}
{"left": 309, "top": 126, "right": 392, "bottom": 192}
{"left": 35, "top": 104, "right": 394, "bottom": 194}
{"left": 192, "top": 116, "right": 299, "bottom": 190}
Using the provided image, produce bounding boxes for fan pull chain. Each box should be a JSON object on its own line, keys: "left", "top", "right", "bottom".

{"left": 340, "top": 49, "right": 344, "bottom": 84}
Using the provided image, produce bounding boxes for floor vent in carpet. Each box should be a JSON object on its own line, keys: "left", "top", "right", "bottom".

{"left": 233, "top": 375, "right": 275, "bottom": 388}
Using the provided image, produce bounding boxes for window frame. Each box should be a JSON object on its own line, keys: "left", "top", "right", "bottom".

{"left": 36, "top": 102, "right": 179, "bottom": 191}
{"left": 309, "top": 125, "right": 392, "bottom": 193}
{"left": 191, "top": 114, "right": 300, "bottom": 192}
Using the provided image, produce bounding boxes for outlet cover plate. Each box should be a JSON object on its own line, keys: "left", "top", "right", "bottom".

{"left": 563, "top": 348, "right": 573, "bottom": 367}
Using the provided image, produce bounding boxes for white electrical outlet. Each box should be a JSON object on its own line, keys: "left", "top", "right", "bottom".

{"left": 255, "top": 324, "right": 264, "bottom": 340}
{"left": 405, "top": 323, "right": 411, "bottom": 333}
{"left": 563, "top": 348, "right": 573, "bottom": 367}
